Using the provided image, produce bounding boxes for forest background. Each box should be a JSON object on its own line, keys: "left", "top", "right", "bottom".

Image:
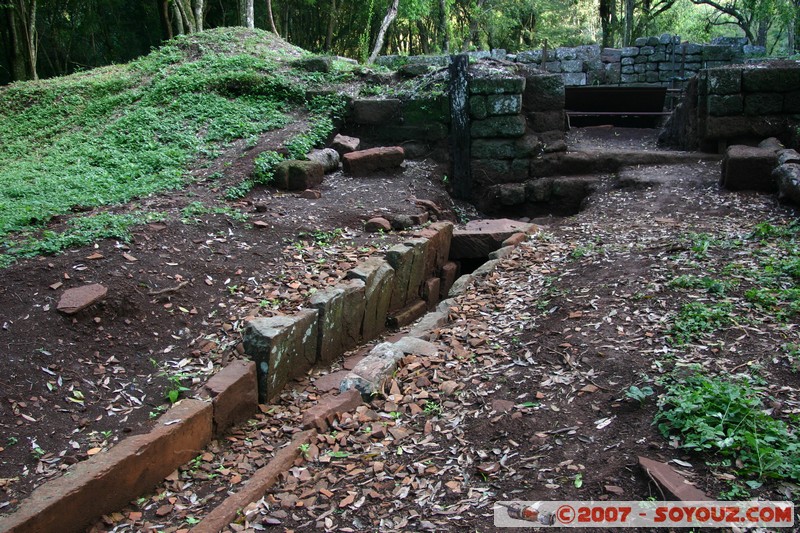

{"left": 1, "top": 0, "right": 799, "bottom": 85}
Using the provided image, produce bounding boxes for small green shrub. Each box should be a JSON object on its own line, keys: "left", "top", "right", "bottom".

{"left": 667, "top": 301, "right": 733, "bottom": 345}
{"left": 655, "top": 374, "right": 800, "bottom": 481}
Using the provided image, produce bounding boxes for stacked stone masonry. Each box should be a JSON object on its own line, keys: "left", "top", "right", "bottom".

{"left": 243, "top": 222, "right": 455, "bottom": 402}
{"left": 377, "top": 35, "right": 766, "bottom": 88}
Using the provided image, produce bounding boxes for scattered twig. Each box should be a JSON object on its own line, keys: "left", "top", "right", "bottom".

{"left": 147, "top": 281, "right": 189, "bottom": 296}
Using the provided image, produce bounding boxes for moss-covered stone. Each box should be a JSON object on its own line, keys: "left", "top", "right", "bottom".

{"left": 470, "top": 75, "right": 525, "bottom": 95}
{"left": 401, "top": 96, "right": 449, "bottom": 125}
{"left": 471, "top": 115, "right": 526, "bottom": 138}
{"left": 470, "top": 96, "right": 488, "bottom": 119}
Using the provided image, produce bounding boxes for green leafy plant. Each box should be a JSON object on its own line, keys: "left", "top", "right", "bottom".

{"left": 655, "top": 374, "right": 800, "bottom": 481}
{"left": 667, "top": 301, "right": 733, "bottom": 346}
{"left": 625, "top": 385, "right": 655, "bottom": 404}
{"left": 423, "top": 402, "right": 443, "bottom": 416}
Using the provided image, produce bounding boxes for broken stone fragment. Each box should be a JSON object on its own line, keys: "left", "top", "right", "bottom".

{"left": 342, "top": 147, "right": 405, "bottom": 176}
{"left": 331, "top": 134, "right": 360, "bottom": 155}
{"left": 57, "top": 284, "right": 108, "bottom": 314}
{"left": 364, "top": 217, "right": 391, "bottom": 233}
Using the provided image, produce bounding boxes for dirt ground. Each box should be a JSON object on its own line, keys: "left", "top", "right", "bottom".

{"left": 2, "top": 126, "right": 799, "bottom": 532}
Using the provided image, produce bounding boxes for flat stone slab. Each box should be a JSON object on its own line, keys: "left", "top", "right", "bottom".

{"left": 450, "top": 219, "right": 536, "bottom": 259}
{"left": 342, "top": 147, "right": 405, "bottom": 176}
{"left": 313, "top": 370, "right": 351, "bottom": 392}
{"left": 57, "top": 283, "right": 108, "bottom": 314}
{"left": 638, "top": 456, "right": 711, "bottom": 501}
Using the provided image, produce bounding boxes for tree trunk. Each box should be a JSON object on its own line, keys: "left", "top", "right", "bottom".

{"left": 173, "top": 2, "right": 185, "bottom": 35}
{"left": 368, "top": 0, "right": 400, "bottom": 64}
{"left": 194, "top": 0, "right": 204, "bottom": 32}
{"left": 439, "top": 0, "right": 450, "bottom": 53}
{"left": 624, "top": 0, "right": 634, "bottom": 46}
{"left": 6, "top": 0, "right": 37, "bottom": 80}
{"left": 324, "top": 0, "right": 336, "bottom": 50}
{"left": 240, "top": 0, "right": 254, "bottom": 29}
{"left": 267, "top": 0, "right": 279, "bottom": 34}
{"left": 417, "top": 20, "right": 431, "bottom": 54}
{"left": 157, "top": 0, "right": 173, "bottom": 40}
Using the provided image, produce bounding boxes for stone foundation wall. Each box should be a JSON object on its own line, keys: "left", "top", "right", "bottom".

{"left": 660, "top": 63, "right": 800, "bottom": 151}
{"left": 243, "top": 222, "right": 455, "bottom": 402}
{"left": 377, "top": 35, "right": 766, "bottom": 88}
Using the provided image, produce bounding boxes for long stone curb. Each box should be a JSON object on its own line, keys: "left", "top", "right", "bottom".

{"left": 0, "top": 361, "right": 257, "bottom": 533}
{"left": 189, "top": 429, "right": 317, "bottom": 533}
{"left": 176, "top": 226, "right": 538, "bottom": 532}
{"left": 0, "top": 222, "right": 536, "bottom": 533}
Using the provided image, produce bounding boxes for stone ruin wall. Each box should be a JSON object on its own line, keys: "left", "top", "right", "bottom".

{"left": 661, "top": 63, "right": 800, "bottom": 151}
{"left": 377, "top": 35, "right": 767, "bottom": 88}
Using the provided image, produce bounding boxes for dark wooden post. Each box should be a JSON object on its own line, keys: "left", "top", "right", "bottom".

{"left": 449, "top": 53, "right": 471, "bottom": 199}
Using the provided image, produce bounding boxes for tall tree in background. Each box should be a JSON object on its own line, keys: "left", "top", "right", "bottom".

{"left": 1, "top": 0, "right": 38, "bottom": 80}
{"left": 369, "top": 0, "right": 400, "bottom": 63}
{"left": 241, "top": 0, "right": 254, "bottom": 28}
{"left": 266, "top": 0, "right": 278, "bottom": 34}
{"left": 689, "top": 0, "right": 782, "bottom": 46}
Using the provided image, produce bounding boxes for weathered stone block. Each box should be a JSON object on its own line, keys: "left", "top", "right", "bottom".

{"left": 775, "top": 163, "right": 800, "bottom": 204}
{"left": 516, "top": 50, "right": 542, "bottom": 63}
{"left": 708, "top": 94, "right": 743, "bottom": 116}
{"left": 0, "top": 400, "right": 213, "bottom": 533}
{"left": 205, "top": 360, "right": 257, "bottom": 435}
{"left": 401, "top": 96, "right": 449, "bottom": 125}
{"left": 601, "top": 48, "right": 622, "bottom": 62}
{"left": 702, "top": 45, "right": 731, "bottom": 61}
{"left": 707, "top": 68, "right": 741, "bottom": 95}
{"left": 402, "top": 238, "right": 428, "bottom": 305}
{"left": 564, "top": 73, "right": 587, "bottom": 86}
{"left": 346, "top": 258, "right": 395, "bottom": 341}
{"left": 640, "top": 46, "right": 655, "bottom": 56}
{"left": 439, "top": 261, "right": 459, "bottom": 298}
{"left": 621, "top": 47, "right": 639, "bottom": 57}
{"left": 423, "top": 277, "right": 441, "bottom": 308}
{"left": 387, "top": 299, "right": 428, "bottom": 328}
{"left": 450, "top": 219, "right": 535, "bottom": 259}
{"left": 57, "top": 284, "right": 107, "bottom": 315}
{"left": 292, "top": 56, "right": 333, "bottom": 73}
{"left": 528, "top": 111, "right": 565, "bottom": 132}
{"left": 307, "top": 148, "right": 340, "bottom": 173}
{"left": 487, "top": 94, "right": 523, "bottom": 115}
{"left": 472, "top": 158, "right": 511, "bottom": 183}
{"left": 470, "top": 75, "right": 525, "bottom": 95}
{"left": 743, "top": 67, "right": 800, "bottom": 92}
{"left": 340, "top": 343, "right": 405, "bottom": 397}
{"left": 351, "top": 98, "right": 401, "bottom": 125}
{"left": 562, "top": 60, "right": 584, "bottom": 73}
{"left": 555, "top": 47, "right": 578, "bottom": 60}
{"left": 721, "top": 145, "right": 778, "bottom": 192}
{"left": 472, "top": 135, "right": 542, "bottom": 159}
{"left": 744, "top": 93, "right": 784, "bottom": 116}
{"left": 339, "top": 279, "right": 365, "bottom": 351}
{"left": 342, "top": 147, "right": 405, "bottom": 176}
{"left": 273, "top": 160, "right": 325, "bottom": 191}
{"left": 385, "top": 243, "right": 415, "bottom": 311}
{"left": 471, "top": 115, "right": 526, "bottom": 138}
{"left": 621, "top": 65, "right": 635, "bottom": 75}
{"left": 331, "top": 134, "right": 360, "bottom": 155}
{"left": 309, "top": 287, "right": 346, "bottom": 364}
{"left": 301, "top": 389, "right": 362, "bottom": 431}
{"left": 414, "top": 220, "right": 454, "bottom": 278}
{"left": 544, "top": 61, "right": 562, "bottom": 73}
{"left": 521, "top": 70, "right": 565, "bottom": 111}
{"left": 244, "top": 310, "right": 319, "bottom": 402}
{"left": 470, "top": 95, "right": 488, "bottom": 119}
{"left": 500, "top": 183, "right": 526, "bottom": 205}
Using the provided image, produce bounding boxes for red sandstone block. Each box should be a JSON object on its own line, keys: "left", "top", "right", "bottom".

{"left": 387, "top": 299, "right": 428, "bottom": 329}
{"left": 0, "top": 400, "right": 212, "bottom": 533}
{"left": 301, "top": 389, "right": 363, "bottom": 431}
{"left": 502, "top": 232, "right": 527, "bottom": 247}
{"left": 204, "top": 359, "right": 257, "bottom": 435}
{"left": 342, "top": 147, "right": 405, "bottom": 176}
{"left": 439, "top": 261, "right": 459, "bottom": 299}
{"left": 423, "top": 277, "right": 441, "bottom": 308}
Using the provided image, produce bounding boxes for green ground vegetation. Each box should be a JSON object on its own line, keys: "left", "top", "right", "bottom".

{"left": 0, "top": 28, "right": 357, "bottom": 267}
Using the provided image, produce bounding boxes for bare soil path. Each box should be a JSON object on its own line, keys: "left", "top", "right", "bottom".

{"left": 3, "top": 127, "right": 799, "bottom": 533}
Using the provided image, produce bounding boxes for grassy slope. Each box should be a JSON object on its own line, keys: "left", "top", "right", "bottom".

{"left": 0, "top": 28, "right": 353, "bottom": 266}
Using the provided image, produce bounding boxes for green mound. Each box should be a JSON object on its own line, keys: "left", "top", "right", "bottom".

{"left": 0, "top": 28, "right": 354, "bottom": 266}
